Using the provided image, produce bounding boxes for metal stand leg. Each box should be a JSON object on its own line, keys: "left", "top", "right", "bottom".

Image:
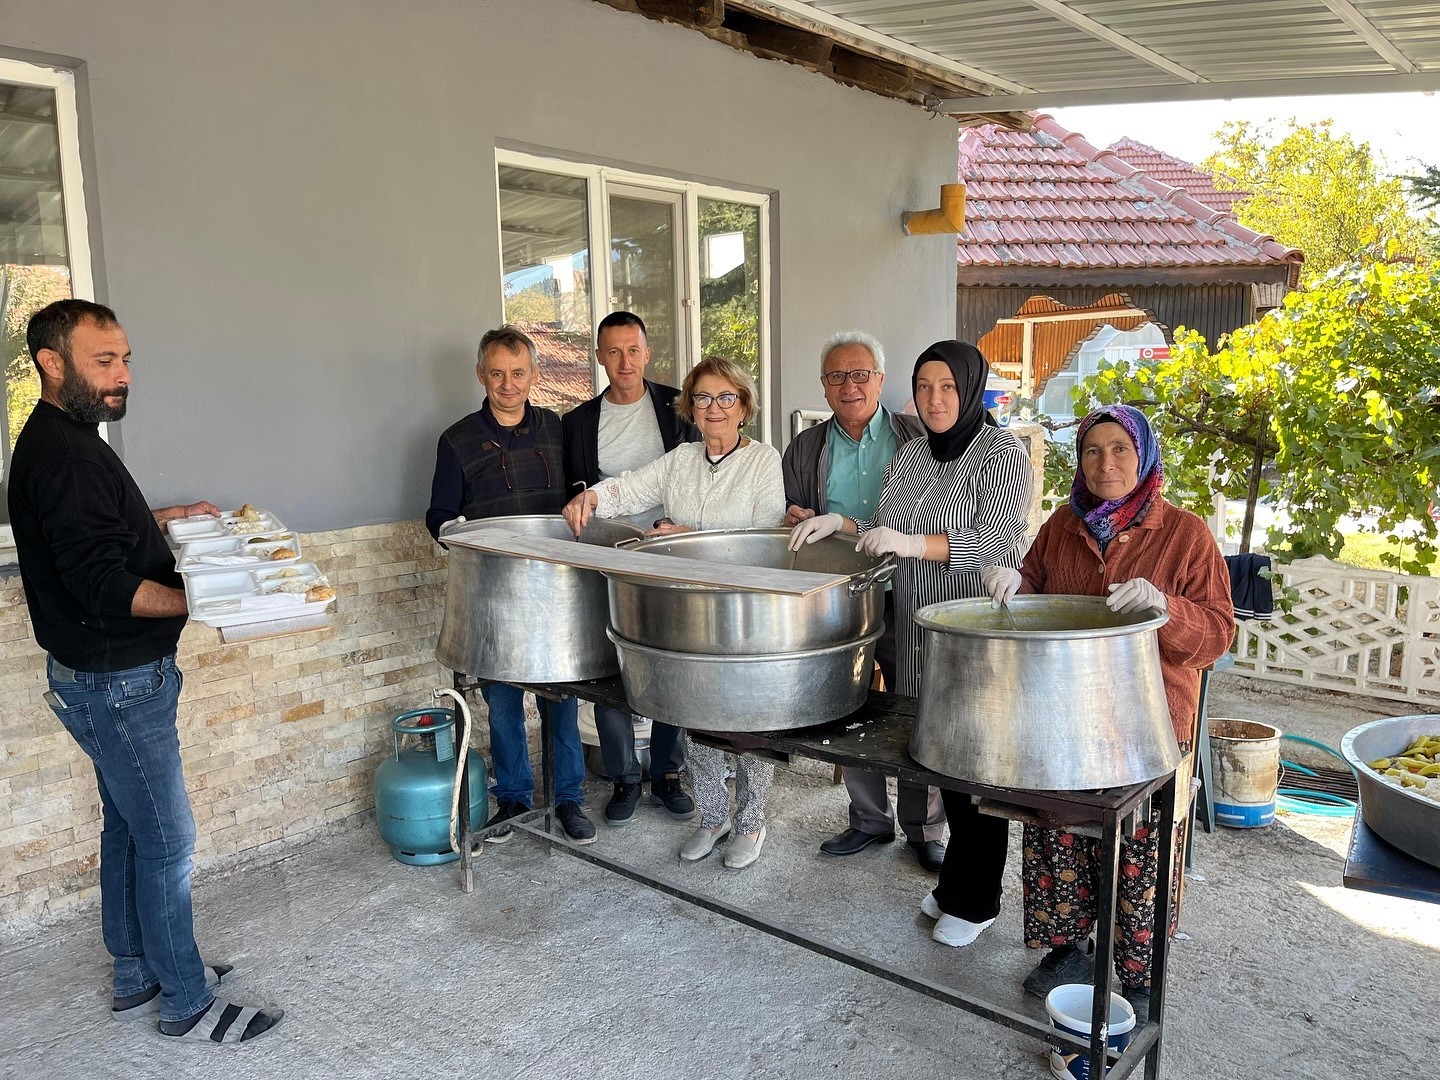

{"left": 454, "top": 671, "right": 473, "bottom": 894}
{"left": 1090, "top": 808, "right": 1122, "bottom": 1080}
{"left": 540, "top": 696, "right": 555, "bottom": 854}
{"left": 1145, "top": 774, "right": 1179, "bottom": 1080}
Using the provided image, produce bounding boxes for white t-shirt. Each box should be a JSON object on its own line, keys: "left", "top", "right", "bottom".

{"left": 598, "top": 394, "right": 667, "bottom": 526}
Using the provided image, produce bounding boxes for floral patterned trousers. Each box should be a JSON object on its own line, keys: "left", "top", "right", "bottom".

{"left": 1020, "top": 804, "right": 1185, "bottom": 990}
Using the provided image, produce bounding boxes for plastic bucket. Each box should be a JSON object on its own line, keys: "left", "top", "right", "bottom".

{"left": 1045, "top": 984, "right": 1136, "bottom": 1079}
{"left": 983, "top": 376, "right": 1020, "bottom": 426}
{"left": 1209, "top": 718, "right": 1281, "bottom": 828}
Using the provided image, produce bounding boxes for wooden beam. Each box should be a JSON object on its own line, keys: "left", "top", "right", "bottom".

{"left": 636, "top": 0, "right": 724, "bottom": 28}
{"left": 724, "top": 11, "right": 831, "bottom": 66}
{"left": 831, "top": 48, "right": 913, "bottom": 98}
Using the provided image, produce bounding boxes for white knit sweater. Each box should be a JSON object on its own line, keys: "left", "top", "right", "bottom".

{"left": 592, "top": 441, "right": 786, "bottom": 531}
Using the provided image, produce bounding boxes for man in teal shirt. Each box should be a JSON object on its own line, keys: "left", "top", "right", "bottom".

{"left": 782, "top": 331, "right": 946, "bottom": 872}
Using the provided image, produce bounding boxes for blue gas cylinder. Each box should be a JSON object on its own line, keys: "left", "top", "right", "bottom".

{"left": 375, "top": 708, "right": 488, "bottom": 865}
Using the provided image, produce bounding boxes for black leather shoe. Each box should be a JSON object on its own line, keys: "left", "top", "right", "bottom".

{"left": 605, "top": 782, "right": 642, "bottom": 826}
{"left": 908, "top": 839, "right": 947, "bottom": 873}
{"left": 1123, "top": 986, "right": 1152, "bottom": 1032}
{"left": 650, "top": 774, "right": 695, "bottom": 819}
{"left": 819, "top": 827, "right": 894, "bottom": 857}
{"left": 1022, "top": 942, "right": 1095, "bottom": 999}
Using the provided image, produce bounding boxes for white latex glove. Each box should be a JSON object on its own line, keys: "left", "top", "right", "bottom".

{"left": 981, "top": 566, "right": 1022, "bottom": 608}
{"left": 1107, "top": 577, "right": 1168, "bottom": 614}
{"left": 438, "top": 516, "right": 466, "bottom": 537}
{"left": 789, "top": 512, "right": 843, "bottom": 550}
{"left": 856, "top": 526, "right": 927, "bottom": 560}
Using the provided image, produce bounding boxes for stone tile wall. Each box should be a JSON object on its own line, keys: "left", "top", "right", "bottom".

{"left": 0, "top": 521, "right": 453, "bottom": 922}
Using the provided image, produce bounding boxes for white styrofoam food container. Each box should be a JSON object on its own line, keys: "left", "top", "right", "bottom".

{"left": 185, "top": 562, "right": 335, "bottom": 628}
{"left": 168, "top": 509, "right": 287, "bottom": 543}
{"left": 176, "top": 532, "right": 303, "bottom": 574}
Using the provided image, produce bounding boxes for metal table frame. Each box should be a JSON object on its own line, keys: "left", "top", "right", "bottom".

{"left": 452, "top": 673, "right": 1178, "bottom": 1080}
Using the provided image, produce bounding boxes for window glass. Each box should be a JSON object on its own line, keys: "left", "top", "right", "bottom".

{"left": 698, "top": 198, "right": 761, "bottom": 437}
{"left": 497, "top": 165, "right": 594, "bottom": 413}
{"left": 2, "top": 81, "right": 73, "bottom": 474}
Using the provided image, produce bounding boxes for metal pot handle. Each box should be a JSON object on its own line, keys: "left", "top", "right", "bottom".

{"left": 848, "top": 556, "right": 898, "bottom": 595}
{"left": 615, "top": 536, "right": 643, "bottom": 548}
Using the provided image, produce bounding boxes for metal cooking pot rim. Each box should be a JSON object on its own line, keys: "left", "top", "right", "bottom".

{"left": 1342, "top": 715, "right": 1440, "bottom": 814}
{"left": 622, "top": 527, "right": 895, "bottom": 585}
{"left": 913, "top": 595, "right": 1168, "bottom": 640}
{"left": 606, "top": 625, "right": 882, "bottom": 661}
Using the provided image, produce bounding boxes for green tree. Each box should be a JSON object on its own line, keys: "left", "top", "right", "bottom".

{"left": 1203, "top": 120, "right": 1432, "bottom": 282}
{"left": 3, "top": 265, "right": 72, "bottom": 453}
{"left": 1071, "top": 260, "right": 1440, "bottom": 574}
{"left": 1406, "top": 163, "right": 1440, "bottom": 211}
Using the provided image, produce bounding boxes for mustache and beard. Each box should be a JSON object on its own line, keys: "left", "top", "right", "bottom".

{"left": 57, "top": 358, "right": 128, "bottom": 422}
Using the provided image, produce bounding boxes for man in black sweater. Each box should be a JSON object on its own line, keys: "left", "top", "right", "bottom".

{"left": 561, "top": 311, "right": 699, "bottom": 826}
{"left": 8, "top": 300, "right": 282, "bottom": 1045}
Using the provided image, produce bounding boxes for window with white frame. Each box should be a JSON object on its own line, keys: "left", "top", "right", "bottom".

{"left": 0, "top": 58, "right": 94, "bottom": 552}
{"left": 495, "top": 151, "right": 771, "bottom": 438}
{"left": 1038, "top": 323, "right": 1167, "bottom": 441}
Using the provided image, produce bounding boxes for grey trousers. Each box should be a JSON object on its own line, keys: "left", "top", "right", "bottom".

{"left": 846, "top": 593, "right": 945, "bottom": 842}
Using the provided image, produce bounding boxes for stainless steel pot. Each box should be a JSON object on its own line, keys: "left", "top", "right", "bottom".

{"left": 607, "top": 626, "right": 882, "bottom": 732}
{"left": 609, "top": 529, "right": 894, "bottom": 655}
{"left": 436, "top": 515, "right": 645, "bottom": 681}
{"left": 909, "top": 596, "right": 1178, "bottom": 791}
{"left": 1341, "top": 715, "right": 1440, "bottom": 871}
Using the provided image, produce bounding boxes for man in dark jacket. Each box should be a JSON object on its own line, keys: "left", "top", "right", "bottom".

{"left": 428, "top": 323, "right": 595, "bottom": 846}
{"left": 10, "top": 299, "right": 282, "bottom": 1043}
{"left": 561, "top": 311, "right": 699, "bottom": 826}
{"left": 782, "top": 330, "right": 947, "bottom": 873}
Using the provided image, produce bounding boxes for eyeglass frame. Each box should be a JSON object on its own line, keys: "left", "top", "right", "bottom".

{"left": 821, "top": 369, "right": 880, "bottom": 386}
{"left": 483, "top": 441, "right": 554, "bottom": 492}
{"left": 690, "top": 391, "right": 740, "bottom": 410}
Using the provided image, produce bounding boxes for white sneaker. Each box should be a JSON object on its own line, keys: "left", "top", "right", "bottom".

{"left": 921, "top": 892, "right": 942, "bottom": 920}
{"left": 932, "top": 913, "right": 995, "bottom": 948}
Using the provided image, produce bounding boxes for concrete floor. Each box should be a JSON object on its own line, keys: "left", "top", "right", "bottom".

{"left": 2, "top": 675, "right": 1437, "bottom": 1080}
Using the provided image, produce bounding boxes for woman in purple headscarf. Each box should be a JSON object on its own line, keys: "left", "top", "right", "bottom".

{"left": 980, "top": 404, "right": 1233, "bottom": 1027}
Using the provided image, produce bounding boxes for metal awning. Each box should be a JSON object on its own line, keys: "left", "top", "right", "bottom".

{"left": 602, "top": 2, "right": 1440, "bottom": 120}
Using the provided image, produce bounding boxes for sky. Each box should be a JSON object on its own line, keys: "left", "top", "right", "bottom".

{"left": 1049, "top": 91, "right": 1438, "bottom": 175}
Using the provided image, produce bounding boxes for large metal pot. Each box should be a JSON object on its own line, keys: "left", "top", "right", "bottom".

{"left": 609, "top": 529, "right": 894, "bottom": 655}
{"left": 909, "top": 596, "right": 1178, "bottom": 791}
{"left": 436, "top": 515, "right": 644, "bottom": 681}
{"left": 1341, "top": 715, "right": 1440, "bottom": 871}
{"left": 607, "top": 626, "right": 882, "bottom": 731}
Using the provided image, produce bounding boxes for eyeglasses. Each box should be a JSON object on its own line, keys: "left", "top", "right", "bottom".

{"left": 691, "top": 392, "right": 739, "bottom": 410}
{"left": 822, "top": 370, "right": 878, "bottom": 386}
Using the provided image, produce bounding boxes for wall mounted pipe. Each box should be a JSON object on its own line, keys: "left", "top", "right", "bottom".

{"left": 902, "top": 183, "right": 966, "bottom": 235}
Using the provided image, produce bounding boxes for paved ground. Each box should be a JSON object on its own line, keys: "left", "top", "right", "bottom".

{"left": 2, "top": 674, "right": 1436, "bottom": 1080}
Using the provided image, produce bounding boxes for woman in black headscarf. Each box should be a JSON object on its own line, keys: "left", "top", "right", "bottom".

{"left": 791, "top": 341, "right": 1034, "bottom": 947}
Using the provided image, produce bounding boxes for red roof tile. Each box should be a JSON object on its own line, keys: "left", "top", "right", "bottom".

{"left": 957, "top": 115, "right": 1302, "bottom": 279}
{"left": 1106, "top": 137, "right": 1249, "bottom": 213}
{"left": 513, "top": 321, "right": 594, "bottom": 413}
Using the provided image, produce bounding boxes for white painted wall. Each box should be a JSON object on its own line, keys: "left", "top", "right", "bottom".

{"left": 2, "top": 0, "right": 958, "bottom": 528}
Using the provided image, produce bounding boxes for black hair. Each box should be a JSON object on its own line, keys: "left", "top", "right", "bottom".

{"left": 596, "top": 310, "right": 647, "bottom": 344}
{"left": 27, "top": 299, "right": 120, "bottom": 374}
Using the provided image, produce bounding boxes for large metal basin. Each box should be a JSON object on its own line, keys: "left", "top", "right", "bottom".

{"left": 909, "top": 596, "right": 1178, "bottom": 791}
{"left": 436, "top": 515, "right": 644, "bottom": 681}
{"left": 610, "top": 529, "right": 894, "bottom": 655}
{"left": 1341, "top": 715, "right": 1440, "bottom": 871}
{"left": 607, "top": 626, "right": 881, "bottom": 731}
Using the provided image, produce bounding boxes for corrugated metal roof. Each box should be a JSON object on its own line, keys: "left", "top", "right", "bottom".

{"left": 956, "top": 114, "right": 1304, "bottom": 275}
{"left": 772, "top": 0, "right": 1440, "bottom": 107}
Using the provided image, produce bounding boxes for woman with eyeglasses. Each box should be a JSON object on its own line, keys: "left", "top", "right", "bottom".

{"left": 563, "top": 356, "right": 786, "bottom": 869}
{"left": 790, "top": 340, "right": 1033, "bottom": 947}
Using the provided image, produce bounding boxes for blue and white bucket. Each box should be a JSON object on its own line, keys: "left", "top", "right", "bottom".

{"left": 1045, "top": 983, "right": 1136, "bottom": 1079}
{"left": 1209, "top": 718, "right": 1281, "bottom": 828}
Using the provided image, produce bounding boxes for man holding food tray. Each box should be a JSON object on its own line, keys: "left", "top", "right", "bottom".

{"left": 427, "top": 323, "right": 596, "bottom": 847}
{"left": 9, "top": 300, "right": 284, "bottom": 1045}
{"left": 562, "top": 311, "right": 700, "bottom": 829}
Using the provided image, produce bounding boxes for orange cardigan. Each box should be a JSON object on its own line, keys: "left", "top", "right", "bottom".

{"left": 1019, "top": 498, "right": 1235, "bottom": 742}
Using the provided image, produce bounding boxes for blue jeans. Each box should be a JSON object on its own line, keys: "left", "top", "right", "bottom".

{"left": 480, "top": 684, "right": 583, "bottom": 806}
{"left": 46, "top": 654, "right": 213, "bottom": 1024}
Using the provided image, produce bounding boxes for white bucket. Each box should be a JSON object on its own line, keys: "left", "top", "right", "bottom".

{"left": 1045, "top": 983, "right": 1137, "bottom": 1079}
